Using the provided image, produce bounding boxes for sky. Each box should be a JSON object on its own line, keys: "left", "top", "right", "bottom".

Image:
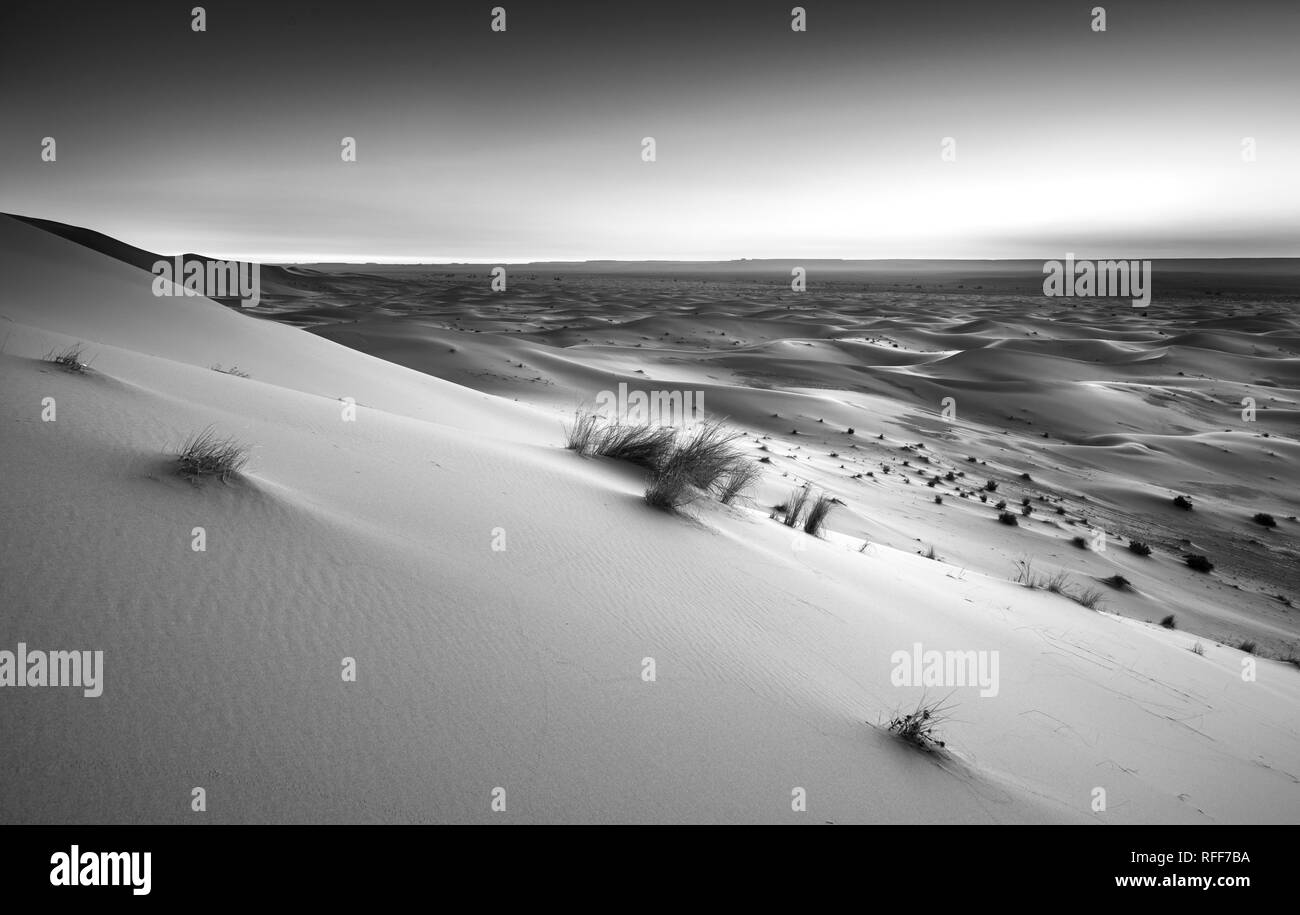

{"left": 1, "top": 0, "right": 1297, "bottom": 261}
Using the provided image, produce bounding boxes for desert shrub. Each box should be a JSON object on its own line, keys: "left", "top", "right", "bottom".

{"left": 211, "top": 364, "right": 251, "bottom": 378}
{"left": 1173, "top": 495, "right": 1193, "bottom": 511}
{"left": 781, "top": 486, "right": 810, "bottom": 527}
{"left": 885, "top": 695, "right": 953, "bottom": 751}
{"left": 1102, "top": 574, "right": 1131, "bottom": 590}
{"left": 1191, "top": 642, "right": 1205, "bottom": 656}
{"left": 1045, "top": 570, "right": 1071, "bottom": 594}
{"left": 1074, "top": 588, "right": 1104, "bottom": 610}
{"left": 1253, "top": 513, "right": 1277, "bottom": 528}
{"left": 1160, "top": 614, "right": 1176, "bottom": 629}
{"left": 597, "top": 423, "right": 679, "bottom": 470}
{"left": 717, "top": 462, "right": 761, "bottom": 505}
{"left": 1184, "top": 554, "right": 1214, "bottom": 573}
{"left": 44, "top": 343, "right": 91, "bottom": 373}
{"left": 564, "top": 411, "right": 602, "bottom": 454}
{"left": 1127, "top": 540, "right": 1152, "bottom": 556}
{"left": 933, "top": 494, "right": 943, "bottom": 504}
{"left": 1238, "top": 640, "right": 1257, "bottom": 655}
{"left": 1072, "top": 535, "right": 1089, "bottom": 549}
{"left": 984, "top": 480, "right": 998, "bottom": 492}
{"left": 803, "top": 493, "right": 835, "bottom": 536}
{"left": 998, "top": 511, "right": 1019, "bottom": 526}
{"left": 1020, "top": 504, "right": 1033, "bottom": 517}
{"left": 643, "top": 466, "right": 692, "bottom": 512}
{"left": 664, "top": 420, "right": 745, "bottom": 491}
{"left": 176, "top": 427, "right": 250, "bottom": 481}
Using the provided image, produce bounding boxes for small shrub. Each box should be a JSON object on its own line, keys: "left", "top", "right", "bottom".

{"left": 1160, "top": 614, "right": 1176, "bottom": 629}
{"left": 176, "top": 427, "right": 250, "bottom": 481}
{"left": 717, "top": 462, "right": 761, "bottom": 505}
{"left": 564, "top": 411, "right": 602, "bottom": 454}
{"left": 1191, "top": 642, "right": 1205, "bottom": 656}
{"left": 1184, "top": 554, "right": 1214, "bottom": 573}
{"left": 1071, "top": 535, "right": 1088, "bottom": 549}
{"left": 1238, "top": 640, "right": 1257, "bottom": 655}
{"left": 1074, "top": 588, "right": 1104, "bottom": 610}
{"left": 885, "top": 695, "right": 953, "bottom": 751}
{"left": 44, "top": 343, "right": 92, "bottom": 373}
{"left": 665, "top": 420, "right": 746, "bottom": 491}
{"left": 1127, "top": 540, "right": 1152, "bottom": 557}
{"left": 933, "top": 494, "right": 943, "bottom": 504}
{"left": 211, "top": 364, "right": 251, "bottom": 378}
{"left": 1045, "top": 570, "right": 1071, "bottom": 595}
{"left": 995, "top": 500, "right": 1007, "bottom": 510}
{"left": 803, "top": 492, "right": 835, "bottom": 536}
{"left": 1252, "top": 513, "right": 1277, "bottom": 528}
{"left": 644, "top": 466, "right": 692, "bottom": 512}
{"left": 597, "top": 423, "right": 679, "bottom": 470}
{"left": 1102, "top": 574, "right": 1131, "bottom": 590}
{"left": 781, "top": 486, "right": 810, "bottom": 527}
{"left": 998, "top": 511, "right": 1019, "bottom": 526}
{"left": 1173, "top": 495, "right": 1193, "bottom": 511}
{"left": 984, "top": 480, "right": 998, "bottom": 492}
{"left": 1020, "top": 504, "right": 1033, "bottom": 517}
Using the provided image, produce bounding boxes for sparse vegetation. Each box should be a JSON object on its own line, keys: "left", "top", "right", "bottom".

{"left": 998, "top": 511, "right": 1019, "bottom": 526}
{"left": 1238, "top": 640, "right": 1257, "bottom": 655}
{"left": 885, "top": 695, "right": 953, "bottom": 751}
{"left": 175, "top": 427, "right": 250, "bottom": 481}
{"left": 643, "top": 466, "right": 692, "bottom": 511}
{"left": 44, "top": 343, "right": 92, "bottom": 373}
{"left": 1127, "top": 540, "right": 1152, "bottom": 557}
{"left": 803, "top": 492, "right": 835, "bottom": 536}
{"left": 717, "top": 462, "right": 761, "bottom": 506}
{"left": 780, "top": 486, "right": 810, "bottom": 527}
{"left": 1252, "top": 513, "right": 1277, "bottom": 528}
{"left": 211, "top": 364, "right": 251, "bottom": 378}
{"left": 1074, "top": 588, "right": 1104, "bottom": 610}
{"left": 1173, "top": 495, "right": 1193, "bottom": 511}
{"left": 1102, "top": 574, "right": 1131, "bottom": 590}
{"left": 1191, "top": 642, "right": 1205, "bottom": 656}
{"left": 984, "top": 480, "right": 998, "bottom": 492}
{"left": 1184, "top": 554, "right": 1214, "bottom": 573}
{"left": 1160, "top": 614, "right": 1176, "bottom": 629}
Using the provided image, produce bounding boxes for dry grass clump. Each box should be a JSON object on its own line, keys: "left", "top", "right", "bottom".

{"left": 44, "top": 343, "right": 92, "bottom": 373}
{"left": 176, "top": 427, "right": 250, "bottom": 481}
{"left": 886, "top": 695, "right": 954, "bottom": 751}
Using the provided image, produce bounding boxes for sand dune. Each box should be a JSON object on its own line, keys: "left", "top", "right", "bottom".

{"left": 1, "top": 215, "right": 1298, "bottom": 824}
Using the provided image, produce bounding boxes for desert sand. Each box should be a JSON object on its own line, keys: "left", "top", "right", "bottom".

{"left": 1, "top": 214, "right": 1297, "bottom": 824}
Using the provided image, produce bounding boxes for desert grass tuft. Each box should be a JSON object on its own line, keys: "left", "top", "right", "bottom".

{"left": 175, "top": 427, "right": 250, "bottom": 481}
{"left": 44, "top": 343, "right": 92, "bottom": 374}
{"left": 885, "top": 694, "right": 954, "bottom": 751}
{"left": 781, "top": 486, "right": 810, "bottom": 527}
{"left": 803, "top": 492, "right": 835, "bottom": 536}
{"left": 717, "top": 461, "right": 761, "bottom": 505}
